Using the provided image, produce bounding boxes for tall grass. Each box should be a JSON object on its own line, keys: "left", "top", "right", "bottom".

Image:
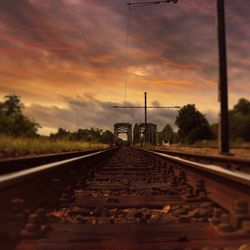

{"left": 0, "top": 134, "right": 108, "bottom": 157}
{"left": 171, "top": 139, "right": 250, "bottom": 149}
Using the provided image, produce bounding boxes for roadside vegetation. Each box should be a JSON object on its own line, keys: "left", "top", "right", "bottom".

{"left": 0, "top": 134, "right": 108, "bottom": 158}
{"left": 158, "top": 98, "right": 250, "bottom": 146}
{"left": 162, "top": 144, "right": 250, "bottom": 158}
{"left": 1, "top": 94, "right": 249, "bottom": 158}
{"left": 0, "top": 94, "right": 113, "bottom": 158}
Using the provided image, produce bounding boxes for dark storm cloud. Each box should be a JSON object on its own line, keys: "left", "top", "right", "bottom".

{"left": 0, "top": 0, "right": 70, "bottom": 50}
{"left": 0, "top": 0, "right": 118, "bottom": 68}
{"left": 0, "top": 0, "right": 249, "bottom": 134}
{"left": 25, "top": 94, "right": 188, "bottom": 132}
{"left": 0, "top": 0, "right": 248, "bottom": 78}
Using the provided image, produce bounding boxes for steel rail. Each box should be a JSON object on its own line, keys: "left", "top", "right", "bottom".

{"left": 0, "top": 147, "right": 118, "bottom": 240}
{"left": 147, "top": 150, "right": 250, "bottom": 186}
{"left": 139, "top": 148, "right": 250, "bottom": 214}
{"left": 0, "top": 147, "right": 249, "bottom": 247}
{"left": 0, "top": 148, "right": 114, "bottom": 190}
{"left": 0, "top": 148, "right": 109, "bottom": 175}
{"left": 151, "top": 149, "right": 250, "bottom": 173}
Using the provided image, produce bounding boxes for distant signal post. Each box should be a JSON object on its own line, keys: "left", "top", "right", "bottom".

{"left": 113, "top": 92, "right": 180, "bottom": 144}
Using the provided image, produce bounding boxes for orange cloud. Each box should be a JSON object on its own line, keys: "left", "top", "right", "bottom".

{"left": 0, "top": 0, "right": 249, "bottom": 132}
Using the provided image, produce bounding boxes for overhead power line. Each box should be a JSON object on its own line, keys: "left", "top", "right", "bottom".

{"left": 113, "top": 92, "right": 181, "bottom": 143}
{"left": 127, "top": 0, "right": 178, "bottom": 7}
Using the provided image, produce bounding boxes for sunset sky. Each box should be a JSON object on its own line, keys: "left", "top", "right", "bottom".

{"left": 0, "top": 0, "right": 249, "bottom": 135}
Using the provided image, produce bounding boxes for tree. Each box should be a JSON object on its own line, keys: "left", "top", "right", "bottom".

{"left": 70, "top": 128, "right": 91, "bottom": 141}
{"left": 175, "top": 104, "right": 213, "bottom": 144}
{"left": 229, "top": 98, "right": 250, "bottom": 141}
{"left": 50, "top": 128, "right": 71, "bottom": 140}
{"left": 2, "top": 94, "right": 24, "bottom": 115}
{"left": 50, "top": 127, "right": 113, "bottom": 144}
{"left": 158, "top": 124, "right": 177, "bottom": 144}
{"left": 210, "top": 123, "right": 218, "bottom": 139}
{"left": 233, "top": 98, "right": 250, "bottom": 115}
{"left": 88, "top": 128, "right": 103, "bottom": 141}
{"left": 0, "top": 95, "right": 39, "bottom": 137}
{"left": 100, "top": 130, "right": 114, "bottom": 145}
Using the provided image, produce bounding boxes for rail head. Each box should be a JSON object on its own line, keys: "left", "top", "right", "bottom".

{"left": 0, "top": 148, "right": 116, "bottom": 175}
{"left": 152, "top": 149, "right": 250, "bottom": 163}
{"left": 0, "top": 147, "right": 117, "bottom": 191}
{"left": 140, "top": 148, "right": 250, "bottom": 188}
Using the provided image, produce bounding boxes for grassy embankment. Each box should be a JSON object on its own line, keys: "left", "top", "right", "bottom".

{"left": 0, "top": 134, "right": 109, "bottom": 158}
{"left": 186, "top": 140, "right": 250, "bottom": 149}
{"left": 156, "top": 140, "right": 250, "bottom": 158}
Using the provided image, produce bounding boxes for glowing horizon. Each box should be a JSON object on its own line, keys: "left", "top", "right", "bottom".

{"left": 0, "top": 0, "right": 249, "bottom": 134}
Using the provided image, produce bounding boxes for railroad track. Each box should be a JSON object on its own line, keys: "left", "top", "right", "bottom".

{"left": 0, "top": 147, "right": 249, "bottom": 250}
{"left": 0, "top": 149, "right": 106, "bottom": 175}
{"left": 151, "top": 149, "right": 250, "bottom": 174}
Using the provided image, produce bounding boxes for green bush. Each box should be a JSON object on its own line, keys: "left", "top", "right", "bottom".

{"left": 0, "top": 95, "right": 39, "bottom": 137}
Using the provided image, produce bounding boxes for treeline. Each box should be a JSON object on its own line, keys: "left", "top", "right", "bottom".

{"left": 1, "top": 94, "right": 249, "bottom": 146}
{"left": 158, "top": 104, "right": 213, "bottom": 145}
{"left": 49, "top": 127, "right": 114, "bottom": 145}
{"left": 159, "top": 98, "right": 250, "bottom": 145}
{"left": 0, "top": 95, "right": 114, "bottom": 145}
{"left": 218, "top": 98, "right": 250, "bottom": 142}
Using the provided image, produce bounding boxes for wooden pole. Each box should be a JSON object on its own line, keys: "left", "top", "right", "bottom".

{"left": 217, "top": 0, "right": 230, "bottom": 154}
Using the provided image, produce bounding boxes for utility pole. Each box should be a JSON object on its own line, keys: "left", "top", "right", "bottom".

{"left": 113, "top": 92, "right": 180, "bottom": 143}
{"left": 217, "top": 0, "right": 230, "bottom": 155}
{"left": 126, "top": 0, "right": 231, "bottom": 154}
{"left": 76, "top": 95, "right": 80, "bottom": 130}
{"left": 144, "top": 92, "right": 148, "bottom": 140}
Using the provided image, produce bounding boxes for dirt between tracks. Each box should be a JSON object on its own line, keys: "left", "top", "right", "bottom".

{"left": 49, "top": 202, "right": 215, "bottom": 225}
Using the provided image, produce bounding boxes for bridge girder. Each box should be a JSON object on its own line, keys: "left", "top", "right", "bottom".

{"left": 114, "top": 123, "right": 132, "bottom": 144}
{"left": 133, "top": 123, "right": 157, "bottom": 145}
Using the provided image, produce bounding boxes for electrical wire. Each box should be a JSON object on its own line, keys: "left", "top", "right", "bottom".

{"left": 127, "top": 0, "right": 178, "bottom": 8}
{"left": 123, "top": 0, "right": 170, "bottom": 109}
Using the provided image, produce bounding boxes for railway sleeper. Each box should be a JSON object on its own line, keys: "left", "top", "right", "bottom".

{"left": 1, "top": 147, "right": 249, "bottom": 249}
